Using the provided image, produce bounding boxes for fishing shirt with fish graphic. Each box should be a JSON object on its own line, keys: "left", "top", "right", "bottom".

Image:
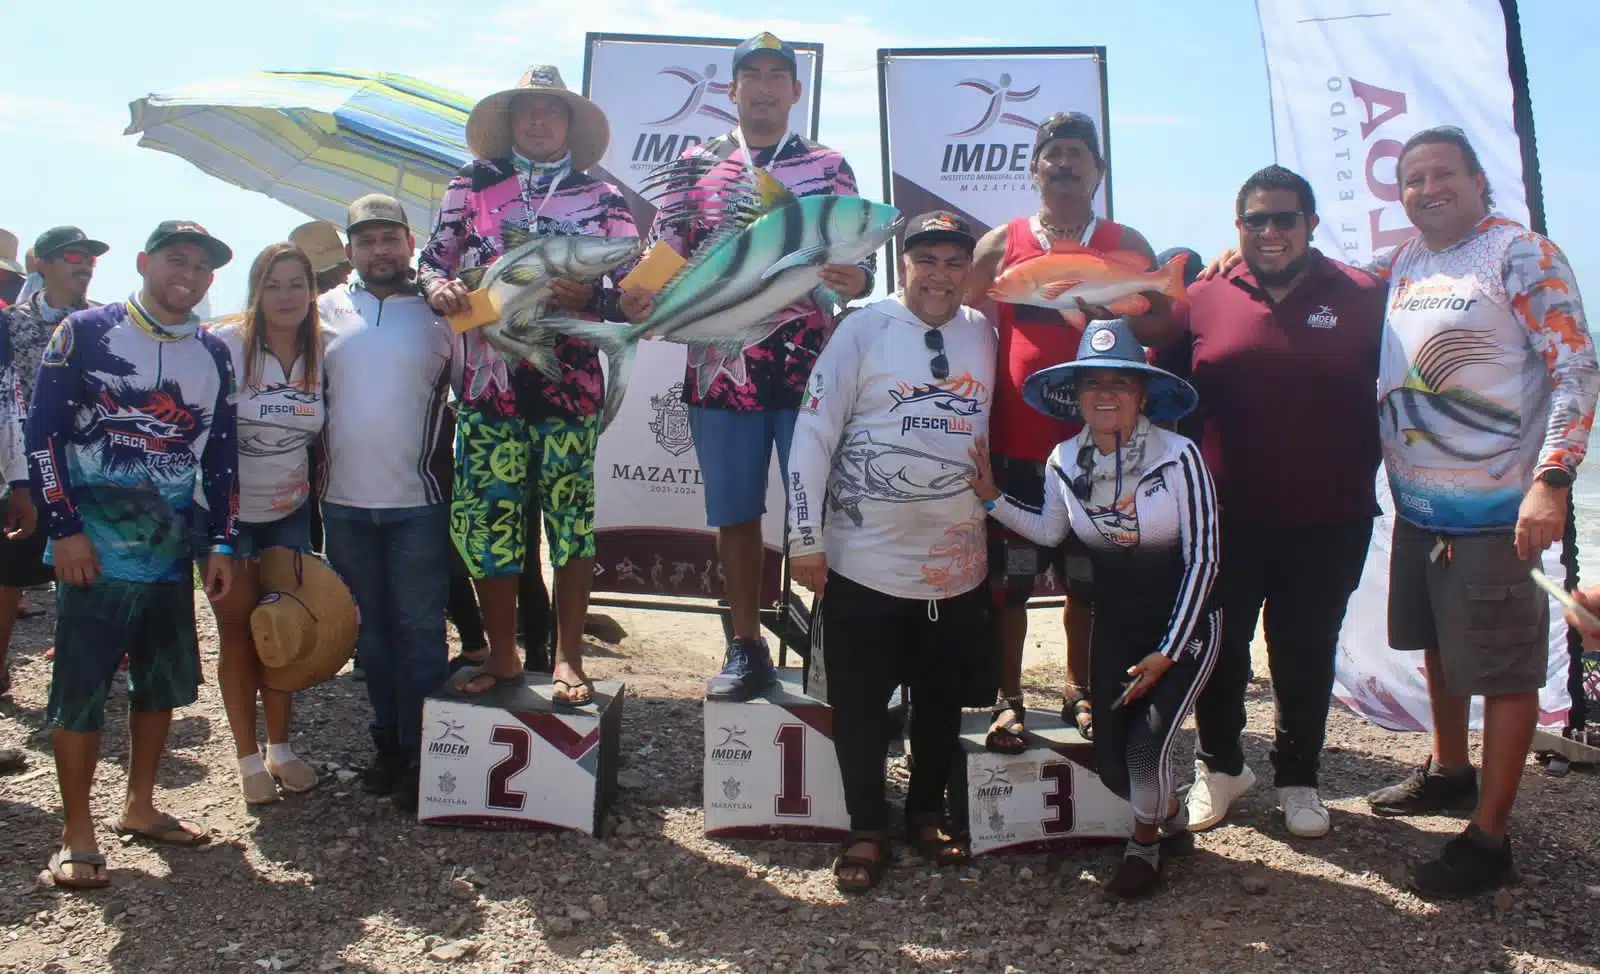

{"left": 989, "top": 419, "right": 1220, "bottom": 662}
{"left": 25, "top": 299, "right": 239, "bottom": 582}
{"left": 786, "top": 296, "right": 994, "bottom": 600}
{"left": 419, "top": 158, "right": 639, "bottom": 421}
{"left": 1372, "top": 217, "right": 1598, "bottom": 534}
{"left": 647, "top": 132, "right": 875, "bottom": 412}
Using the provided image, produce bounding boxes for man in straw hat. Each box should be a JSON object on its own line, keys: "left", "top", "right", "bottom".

{"left": 420, "top": 65, "right": 644, "bottom": 707}
{"left": 27, "top": 219, "right": 238, "bottom": 887}
{"left": 320, "top": 193, "right": 459, "bottom": 813}
{"left": 290, "top": 220, "right": 352, "bottom": 295}
{"left": 634, "top": 32, "right": 875, "bottom": 701}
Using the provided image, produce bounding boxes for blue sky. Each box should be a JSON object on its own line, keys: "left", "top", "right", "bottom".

{"left": 2, "top": 0, "right": 1595, "bottom": 314}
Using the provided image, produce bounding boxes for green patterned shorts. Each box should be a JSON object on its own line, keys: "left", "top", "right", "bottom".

{"left": 47, "top": 577, "right": 201, "bottom": 733}
{"left": 451, "top": 408, "right": 597, "bottom": 579}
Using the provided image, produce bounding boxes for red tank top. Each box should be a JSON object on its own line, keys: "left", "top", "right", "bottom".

{"left": 990, "top": 217, "right": 1129, "bottom": 461}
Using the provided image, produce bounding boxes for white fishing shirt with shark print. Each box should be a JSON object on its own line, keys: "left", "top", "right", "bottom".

{"left": 787, "top": 296, "right": 995, "bottom": 601}
{"left": 1373, "top": 217, "right": 1598, "bottom": 534}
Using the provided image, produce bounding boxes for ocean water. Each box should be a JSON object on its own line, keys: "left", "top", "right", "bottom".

{"left": 1574, "top": 477, "right": 1599, "bottom": 577}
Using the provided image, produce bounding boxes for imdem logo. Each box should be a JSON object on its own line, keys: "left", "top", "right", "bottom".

{"left": 629, "top": 64, "right": 735, "bottom": 167}
{"left": 941, "top": 74, "right": 1043, "bottom": 182}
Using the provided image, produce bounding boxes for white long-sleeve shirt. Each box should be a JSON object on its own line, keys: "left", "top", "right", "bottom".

{"left": 989, "top": 421, "right": 1220, "bottom": 661}
{"left": 786, "top": 296, "right": 996, "bottom": 600}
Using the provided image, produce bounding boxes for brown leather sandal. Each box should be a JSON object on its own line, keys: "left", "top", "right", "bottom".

{"left": 833, "top": 832, "right": 890, "bottom": 893}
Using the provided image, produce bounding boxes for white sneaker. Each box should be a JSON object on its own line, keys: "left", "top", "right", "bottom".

{"left": 1278, "top": 786, "right": 1330, "bottom": 838}
{"left": 1186, "top": 760, "right": 1256, "bottom": 831}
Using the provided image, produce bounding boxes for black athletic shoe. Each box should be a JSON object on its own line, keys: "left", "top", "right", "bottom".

{"left": 1408, "top": 828, "right": 1514, "bottom": 898}
{"left": 1105, "top": 854, "right": 1162, "bottom": 900}
{"left": 361, "top": 751, "right": 406, "bottom": 795}
{"left": 1367, "top": 761, "right": 1478, "bottom": 816}
{"left": 391, "top": 765, "right": 421, "bottom": 815}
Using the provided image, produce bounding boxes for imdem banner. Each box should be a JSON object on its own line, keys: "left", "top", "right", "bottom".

{"left": 1257, "top": 0, "right": 1570, "bottom": 730}
{"left": 582, "top": 33, "right": 822, "bottom": 601}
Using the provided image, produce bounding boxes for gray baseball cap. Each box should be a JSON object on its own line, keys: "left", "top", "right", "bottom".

{"left": 346, "top": 194, "right": 409, "bottom": 233}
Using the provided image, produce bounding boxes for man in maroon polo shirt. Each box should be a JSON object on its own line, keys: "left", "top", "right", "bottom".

{"left": 1156, "top": 165, "right": 1386, "bottom": 838}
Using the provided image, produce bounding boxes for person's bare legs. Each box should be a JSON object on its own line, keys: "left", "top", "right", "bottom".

{"left": 996, "top": 604, "right": 1027, "bottom": 701}
{"left": 551, "top": 558, "right": 594, "bottom": 691}
{"left": 119, "top": 709, "right": 174, "bottom": 829}
{"left": 460, "top": 576, "right": 521, "bottom": 690}
{"left": 0, "top": 585, "right": 21, "bottom": 682}
{"left": 214, "top": 561, "right": 263, "bottom": 758}
{"left": 719, "top": 520, "right": 764, "bottom": 640}
{"left": 53, "top": 728, "right": 102, "bottom": 879}
{"left": 1424, "top": 649, "right": 1472, "bottom": 771}
{"left": 1473, "top": 692, "right": 1538, "bottom": 837}
{"left": 1064, "top": 596, "right": 1092, "bottom": 691}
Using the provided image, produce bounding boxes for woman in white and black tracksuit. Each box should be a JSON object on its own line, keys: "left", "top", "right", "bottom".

{"left": 970, "top": 318, "right": 1221, "bottom": 900}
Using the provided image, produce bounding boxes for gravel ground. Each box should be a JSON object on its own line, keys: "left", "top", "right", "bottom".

{"left": 1, "top": 591, "right": 1598, "bottom": 974}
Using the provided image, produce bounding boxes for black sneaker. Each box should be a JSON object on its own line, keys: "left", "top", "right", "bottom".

{"left": 1105, "top": 854, "right": 1162, "bottom": 900}
{"left": 1367, "top": 762, "right": 1478, "bottom": 816}
{"left": 361, "top": 751, "right": 406, "bottom": 795}
{"left": 391, "top": 765, "right": 420, "bottom": 815}
{"left": 1408, "top": 828, "right": 1514, "bottom": 898}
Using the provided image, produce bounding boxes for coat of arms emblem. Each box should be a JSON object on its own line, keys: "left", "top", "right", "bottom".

{"left": 649, "top": 382, "right": 694, "bottom": 457}
{"left": 721, "top": 777, "right": 742, "bottom": 800}
{"left": 438, "top": 772, "right": 457, "bottom": 795}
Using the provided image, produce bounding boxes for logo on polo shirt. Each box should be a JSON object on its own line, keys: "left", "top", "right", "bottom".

{"left": 1307, "top": 305, "right": 1338, "bottom": 329}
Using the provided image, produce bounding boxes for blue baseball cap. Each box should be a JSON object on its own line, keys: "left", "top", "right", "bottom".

{"left": 733, "top": 32, "right": 798, "bottom": 75}
{"left": 1022, "top": 318, "right": 1198, "bottom": 424}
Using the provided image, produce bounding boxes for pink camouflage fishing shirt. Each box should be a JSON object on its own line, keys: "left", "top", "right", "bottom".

{"left": 645, "top": 132, "right": 874, "bottom": 412}
{"left": 419, "top": 159, "right": 638, "bottom": 420}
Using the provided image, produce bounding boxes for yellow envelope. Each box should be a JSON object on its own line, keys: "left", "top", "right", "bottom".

{"left": 618, "top": 241, "right": 686, "bottom": 292}
{"left": 448, "top": 289, "right": 502, "bottom": 334}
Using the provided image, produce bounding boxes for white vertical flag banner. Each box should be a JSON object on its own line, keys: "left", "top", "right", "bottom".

{"left": 581, "top": 34, "right": 822, "bottom": 602}
{"left": 1257, "top": 0, "right": 1570, "bottom": 730}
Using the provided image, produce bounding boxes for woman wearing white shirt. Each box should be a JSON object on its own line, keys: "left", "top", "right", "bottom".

{"left": 208, "top": 243, "right": 328, "bottom": 804}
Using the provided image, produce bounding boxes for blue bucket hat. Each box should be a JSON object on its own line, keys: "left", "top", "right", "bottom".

{"left": 1021, "top": 318, "right": 1198, "bottom": 424}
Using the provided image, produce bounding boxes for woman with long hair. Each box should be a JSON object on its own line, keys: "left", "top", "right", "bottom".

{"left": 208, "top": 242, "right": 327, "bottom": 804}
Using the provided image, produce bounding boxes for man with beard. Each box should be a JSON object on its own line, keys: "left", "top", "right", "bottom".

{"left": 1155, "top": 166, "right": 1387, "bottom": 838}
{"left": 640, "top": 32, "right": 874, "bottom": 701}
{"left": 963, "top": 111, "right": 1177, "bottom": 753}
{"left": 28, "top": 221, "right": 237, "bottom": 887}
{"left": 787, "top": 212, "right": 993, "bottom": 892}
{"left": 318, "top": 194, "right": 458, "bottom": 814}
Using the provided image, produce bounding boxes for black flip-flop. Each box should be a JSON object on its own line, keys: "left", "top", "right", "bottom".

{"left": 104, "top": 814, "right": 211, "bottom": 847}
{"left": 551, "top": 678, "right": 596, "bottom": 709}
{"left": 448, "top": 652, "right": 490, "bottom": 673}
{"left": 458, "top": 669, "right": 525, "bottom": 695}
{"left": 49, "top": 848, "right": 109, "bottom": 889}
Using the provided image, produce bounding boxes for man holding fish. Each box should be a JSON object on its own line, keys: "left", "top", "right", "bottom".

{"left": 633, "top": 32, "right": 879, "bottom": 701}
{"left": 420, "top": 66, "right": 645, "bottom": 707}
{"left": 964, "top": 111, "right": 1185, "bottom": 753}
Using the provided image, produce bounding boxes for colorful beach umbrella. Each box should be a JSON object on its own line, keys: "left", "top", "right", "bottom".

{"left": 125, "top": 70, "right": 474, "bottom": 239}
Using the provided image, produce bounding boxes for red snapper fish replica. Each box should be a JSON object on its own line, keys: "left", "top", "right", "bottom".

{"left": 988, "top": 242, "right": 1189, "bottom": 327}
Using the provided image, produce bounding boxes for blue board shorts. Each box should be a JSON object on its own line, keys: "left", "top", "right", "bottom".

{"left": 687, "top": 407, "right": 796, "bottom": 528}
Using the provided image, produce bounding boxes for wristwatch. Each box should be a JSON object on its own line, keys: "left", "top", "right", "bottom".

{"left": 1537, "top": 468, "right": 1573, "bottom": 489}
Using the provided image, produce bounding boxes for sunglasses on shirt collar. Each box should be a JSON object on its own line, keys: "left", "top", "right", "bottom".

{"left": 924, "top": 328, "right": 949, "bottom": 381}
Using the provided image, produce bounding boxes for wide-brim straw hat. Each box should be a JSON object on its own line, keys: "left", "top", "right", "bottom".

{"left": 289, "top": 221, "right": 348, "bottom": 274}
{"left": 465, "top": 64, "right": 609, "bottom": 172}
{"left": 0, "top": 229, "right": 23, "bottom": 276}
{"left": 253, "top": 548, "right": 360, "bottom": 693}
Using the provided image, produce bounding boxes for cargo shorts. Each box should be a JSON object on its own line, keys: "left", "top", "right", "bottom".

{"left": 1388, "top": 517, "right": 1550, "bottom": 696}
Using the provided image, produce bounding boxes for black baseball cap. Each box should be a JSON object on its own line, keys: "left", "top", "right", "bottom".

{"left": 144, "top": 220, "right": 233, "bottom": 268}
{"left": 1034, "top": 111, "right": 1104, "bottom": 167}
{"left": 34, "top": 226, "right": 109, "bottom": 261}
{"left": 903, "top": 211, "right": 977, "bottom": 253}
{"left": 733, "top": 32, "right": 798, "bottom": 75}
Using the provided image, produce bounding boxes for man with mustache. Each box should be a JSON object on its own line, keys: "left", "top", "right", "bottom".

{"left": 963, "top": 112, "right": 1178, "bottom": 754}
{"left": 1357, "top": 127, "right": 1597, "bottom": 898}
{"left": 319, "top": 194, "right": 459, "bottom": 814}
{"left": 28, "top": 221, "right": 238, "bottom": 887}
{"left": 0, "top": 227, "right": 107, "bottom": 691}
{"left": 640, "top": 32, "right": 874, "bottom": 701}
{"left": 1155, "top": 167, "right": 1387, "bottom": 840}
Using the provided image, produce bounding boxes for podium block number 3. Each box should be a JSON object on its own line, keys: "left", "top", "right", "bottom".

{"left": 774, "top": 723, "right": 811, "bottom": 817}
{"left": 1040, "top": 761, "right": 1075, "bottom": 835}
{"left": 488, "top": 725, "right": 532, "bottom": 812}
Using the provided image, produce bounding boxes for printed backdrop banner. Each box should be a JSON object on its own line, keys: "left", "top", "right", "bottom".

{"left": 1258, "top": 0, "right": 1569, "bottom": 730}
{"left": 878, "top": 47, "right": 1108, "bottom": 597}
{"left": 582, "top": 33, "right": 822, "bottom": 601}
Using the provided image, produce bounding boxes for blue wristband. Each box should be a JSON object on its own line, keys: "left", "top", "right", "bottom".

{"left": 211, "top": 544, "right": 235, "bottom": 557}
{"left": 982, "top": 498, "right": 997, "bottom": 512}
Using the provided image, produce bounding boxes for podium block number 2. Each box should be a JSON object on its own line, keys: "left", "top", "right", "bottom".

{"left": 774, "top": 723, "right": 811, "bottom": 818}
{"left": 1040, "top": 760, "right": 1075, "bottom": 835}
{"left": 488, "top": 725, "right": 532, "bottom": 812}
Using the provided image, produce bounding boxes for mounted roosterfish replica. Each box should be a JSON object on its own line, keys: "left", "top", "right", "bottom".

{"left": 988, "top": 242, "right": 1190, "bottom": 327}
{"left": 454, "top": 157, "right": 902, "bottom": 431}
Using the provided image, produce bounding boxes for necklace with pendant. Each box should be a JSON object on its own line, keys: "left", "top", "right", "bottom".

{"left": 1038, "top": 213, "right": 1090, "bottom": 242}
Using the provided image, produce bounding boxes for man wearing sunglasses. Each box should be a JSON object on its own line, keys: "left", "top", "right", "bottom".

{"left": 0, "top": 227, "right": 106, "bottom": 693}
{"left": 786, "top": 212, "right": 995, "bottom": 892}
{"left": 1155, "top": 165, "right": 1387, "bottom": 840}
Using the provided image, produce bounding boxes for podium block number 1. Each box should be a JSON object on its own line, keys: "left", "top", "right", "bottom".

{"left": 1041, "top": 760, "right": 1075, "bottom": 835}
{"left": 774, "top": 723, "right": 811, "bottom": 818}
{"left": 488, "top": 725, "right": 532, "bottom": 812}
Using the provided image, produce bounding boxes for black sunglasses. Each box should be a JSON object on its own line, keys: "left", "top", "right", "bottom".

{"left": 925, "top": 328, "right": 949, "bottom": 381}
{"left": 1069, "top": 442, "right": 1096, "bottom": 502}
{"left": 1240, "top": 210, "right": 1304, "bottom": 232}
